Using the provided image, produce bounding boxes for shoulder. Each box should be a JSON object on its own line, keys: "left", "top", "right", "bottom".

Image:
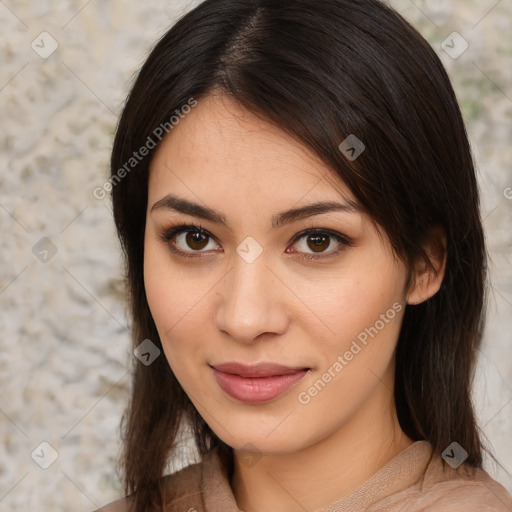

{"left": 162, "top": 456, "right": 205, "bottom": 502}
{"left": 404, "top": 455, "right": 512, "bottom": 511}
{"left": 93, "top": 456, "right": 209, "bottom": 512}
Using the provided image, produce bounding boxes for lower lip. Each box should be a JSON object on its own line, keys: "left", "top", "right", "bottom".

{"left": 212, "top": 368, "right": 309, "bottom": 404}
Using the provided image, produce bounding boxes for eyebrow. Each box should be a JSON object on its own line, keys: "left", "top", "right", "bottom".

{"left": 150, "top": 194, "right": 362, "bottom": 229}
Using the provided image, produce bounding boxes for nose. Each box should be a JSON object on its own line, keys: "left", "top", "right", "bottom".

{"left": 214, "top": 256, "right": 290, "bottom": 344}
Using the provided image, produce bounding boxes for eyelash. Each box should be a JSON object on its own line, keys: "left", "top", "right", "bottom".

{"left": 158, "top": 224, "right": 352, "bottom": 261}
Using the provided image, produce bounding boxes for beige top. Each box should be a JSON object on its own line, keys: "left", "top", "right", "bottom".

{"left": 98, "top": 441, "right": 512, "bottom": 511}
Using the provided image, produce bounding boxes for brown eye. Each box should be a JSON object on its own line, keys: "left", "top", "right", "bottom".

{"left": 160, "top": 225, "right": 221, "bottom": 257}
{"left": 307, "top": 234, "right": 331, "bottom": 252}
{"left": 186, "top": 231, "right": 209, "bottom": 250}
{"left": 287, "top": 229, "right": 351, "bottom": 260}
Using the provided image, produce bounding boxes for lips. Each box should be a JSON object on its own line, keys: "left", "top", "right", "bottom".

{"left": 210, "top": 362, "right": 310, "bottom": 404}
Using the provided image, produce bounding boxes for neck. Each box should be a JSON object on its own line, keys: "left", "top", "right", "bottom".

{"left": 230, "top": 383, "right": 413, "bottom": 512}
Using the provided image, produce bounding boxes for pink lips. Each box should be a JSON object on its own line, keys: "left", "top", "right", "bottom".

{"left": 210, "top": 362, "right": 310, "bottom": 404}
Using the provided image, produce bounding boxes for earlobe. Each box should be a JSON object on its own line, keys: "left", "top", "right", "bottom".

{"left": 406, "top": 227, "right": 447, "bottom": 305}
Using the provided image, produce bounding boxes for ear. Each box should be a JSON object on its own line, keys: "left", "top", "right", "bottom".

{"left": 406, "top": 226, "right": 447, "bottom": 305}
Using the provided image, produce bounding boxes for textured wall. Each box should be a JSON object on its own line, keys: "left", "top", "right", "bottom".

{"left": 0, "top": 1, "right": 511, "bottom": 510}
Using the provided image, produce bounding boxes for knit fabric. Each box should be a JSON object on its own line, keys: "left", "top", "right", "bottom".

{"left": 158, "top": 441, "right": 512, "bottom": 512}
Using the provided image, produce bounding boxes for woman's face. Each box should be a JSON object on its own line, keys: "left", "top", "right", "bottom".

{"left": 144, "top": 93, "right": 410, "bottom": 454}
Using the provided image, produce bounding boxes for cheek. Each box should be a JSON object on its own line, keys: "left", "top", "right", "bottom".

{"left": 143, "top": 238, "right": 216, "bottom": 371}
{"left": 294, "top": 250, "right": 407, "bottom": 376}
{"left": 299, "top": 265, "right": 405, "bottom": 341}
{"left": 294, "top": 276, "right": 405, "bottom": 426}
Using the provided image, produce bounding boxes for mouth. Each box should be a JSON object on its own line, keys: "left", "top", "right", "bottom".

{"left": 209, "top": 362, "right": 311, "bottom": 404}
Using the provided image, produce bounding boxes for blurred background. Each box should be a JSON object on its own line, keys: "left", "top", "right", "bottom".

{"left": 0, "top": 0, "right": 511, "bottom": 510}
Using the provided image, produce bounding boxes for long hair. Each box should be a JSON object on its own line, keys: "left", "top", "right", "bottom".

{"left": 110, "top": 0, "right": 488, "bottom": 509}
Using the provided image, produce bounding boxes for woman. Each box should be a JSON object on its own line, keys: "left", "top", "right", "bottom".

{"left": 98, "top": 0, "right": 512, "bottom": 510}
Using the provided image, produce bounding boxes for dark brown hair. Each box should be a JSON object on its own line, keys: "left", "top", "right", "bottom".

{"left": 110, "top": 0, "right": 489, "bottom": 509}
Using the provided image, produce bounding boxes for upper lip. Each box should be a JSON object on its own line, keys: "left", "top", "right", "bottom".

{"left": 210, "top": 362, "right": 310, "bottom": 378}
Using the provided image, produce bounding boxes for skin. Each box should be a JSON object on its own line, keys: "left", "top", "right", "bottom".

{"left": 140, "top": 93, "right": 445, "bottom": 512}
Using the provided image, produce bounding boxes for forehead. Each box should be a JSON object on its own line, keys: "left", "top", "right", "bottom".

{"left": 148, "top": 93, "right": 356, "bottom": 210}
